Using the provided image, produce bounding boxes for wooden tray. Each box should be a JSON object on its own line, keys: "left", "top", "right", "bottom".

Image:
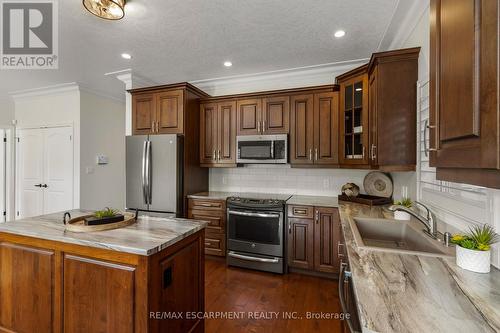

{"left": 338, "top": 194, "right": 392, "bottom": 206}
{"left": 64, "top": 212, "right": 137, "bottom": 233}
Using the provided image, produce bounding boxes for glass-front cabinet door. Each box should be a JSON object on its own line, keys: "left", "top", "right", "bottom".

{"left": 339, "top": 71, "right": 369, "bottom": 165}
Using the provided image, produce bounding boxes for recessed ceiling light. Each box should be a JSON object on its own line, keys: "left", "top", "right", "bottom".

{"left": 121, "top": 53, "right": 132, "bottom": 60}
{"left": 224, "top": 61, "right": 232, "bottom": 67}
{"left": 334, "top": 30, "right": 346, "bottom": 38}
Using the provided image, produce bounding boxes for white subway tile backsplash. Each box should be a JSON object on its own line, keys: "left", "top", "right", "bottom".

{"left": 209, "top": 166, "right": 375, "bottom": 196}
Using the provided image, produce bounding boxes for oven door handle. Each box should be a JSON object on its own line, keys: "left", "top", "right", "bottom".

{"left": 228, "top": 210, "right": 280, "bottom": 219}
{"left": 228, "top": 251, "right": 280, "bottom": 263}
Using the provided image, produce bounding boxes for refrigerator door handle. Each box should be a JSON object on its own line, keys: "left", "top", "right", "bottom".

{"left": 146, "top": 140, "right": 153, "bottom": 205}
{"left": 142, "top": 140, "right": 148, "bottom": 205}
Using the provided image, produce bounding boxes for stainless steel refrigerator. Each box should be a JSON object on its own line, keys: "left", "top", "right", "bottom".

{"left": 126, "top": 134, "right": 183, "bottom": 217}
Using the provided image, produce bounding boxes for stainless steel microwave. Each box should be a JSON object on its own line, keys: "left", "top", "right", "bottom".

{"left": 236, "top": 135, "right": 288, "bottom": 164}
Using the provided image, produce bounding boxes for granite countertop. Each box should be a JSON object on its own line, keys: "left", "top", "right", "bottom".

{"left": 339, "top": 203, "right": 500, "bottom": 333}
{"left": 187, "top": 191, "right": 238, "bottom": 200}
{"left": 0, "top": 210, "right": 207, "bottom": 256}
{"left": 287, "top": 195, "right": 338, "bottom": 208}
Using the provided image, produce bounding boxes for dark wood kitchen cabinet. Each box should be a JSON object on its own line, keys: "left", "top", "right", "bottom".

{"left": 430, "top": 0, "right": 500, "bottom": 188}
{"left": 130, "top": 83, "right": 208, "bottom": 136}
{"left": 236, "top": 96, "right": 290, "bottom": 135}
{"left": 337, "top": 65, "right": 370, "bottom": 167}
{"left": 287, "top": 217, "right": 315, "bottom": 270}
{"left": 262, "top": 95, "right": 290, "bottom": 134}
{"left": 290, "top": 91, "right": 339, "bottom": 166}
{"left": 188, "top": 198, "right": 227, "bottom": 257}
{"left": 287, "top": 205, "right": 340, "bottom": 275}
{"left": 0, "top": 229, "right": 205, "bottom": 333}
{"left": 368, "top": 48, "right": 420, "bottom": 171}
{"left": 132, "top": 93, "right": 156, "bottom": 135}
{"left": 200, "top": 101, "right": 237, "bottom": 167}
{"left": 236, "top": 98, "right": 262, "bottom": 135}
{"left": 314, "top": 207, "right": 341, "bottom": 273}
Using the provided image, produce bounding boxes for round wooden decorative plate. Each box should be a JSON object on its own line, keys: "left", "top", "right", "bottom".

{"left": 363, "top": 172, "right": 393, "bottom": 198}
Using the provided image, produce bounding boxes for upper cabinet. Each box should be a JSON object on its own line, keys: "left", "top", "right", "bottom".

{"left": 200, "top": 101, "right": 237, "bottom": 167}
{"left": 236, "top": 96, "right": 290, "bottom": 135}
{"left": 368, "top": 48, "right": 420, "bottom": 171}
{"left": 262, "top": 96, "right": 290, "bottom": 134}
{"left": 236, "top": 98, "right": 262, "bottom": 135}
{"left": 430, "top": 0, "right": 500, "bottom": 188}
{"left": 130, "top": 83, "right": 208, "bottom": 136}
{"left": 290, "top": 91, "right": 339, "bottom": 166}
{"left": 337, "top": 66, "right": 370, "bottom": 166}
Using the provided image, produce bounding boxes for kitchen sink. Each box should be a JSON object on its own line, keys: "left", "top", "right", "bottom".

{"left": 349, "top": 217, "right": 454, "bottom": 257}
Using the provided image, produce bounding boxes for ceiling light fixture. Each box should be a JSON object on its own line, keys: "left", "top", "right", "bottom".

{"left": 224, "top": 61, "right": 233, "bottom": 67}
{"left": 334, "top": 30, "right": 346, "bottom": 38}
{"left": 121, "top": 53, "right": 132, "bottom": 60}
{"left": 83, "top": 0, "right": 126, "bottom": 20}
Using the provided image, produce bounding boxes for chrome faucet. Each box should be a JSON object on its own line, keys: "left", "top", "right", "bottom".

{"left": 389, "top": 201, "right": 439, "bottom": 240}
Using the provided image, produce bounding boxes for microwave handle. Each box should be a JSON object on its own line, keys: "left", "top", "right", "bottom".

{"left": 271, "top": 141, "right": 274, "bottom": 159}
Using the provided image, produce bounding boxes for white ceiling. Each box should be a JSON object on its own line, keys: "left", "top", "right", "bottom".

{"left": 0, "top": 0, "right": 417, "bottom": 101}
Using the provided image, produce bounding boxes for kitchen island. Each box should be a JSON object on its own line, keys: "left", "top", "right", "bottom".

{"left": 0, "top": 210, "right": 207, "bottom": 333}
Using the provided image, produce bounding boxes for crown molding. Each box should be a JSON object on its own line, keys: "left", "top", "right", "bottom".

{"left": 189, "top": 58, "right": 369, "bottom": 96}
{"left": 106, "top": 68, "right": 158, "bottom": 90}
{"left": 388, "top": 0, "right": 429, "bottom": 50}
{"left": 9, "top": 82, "right": 80, "bottom": 100}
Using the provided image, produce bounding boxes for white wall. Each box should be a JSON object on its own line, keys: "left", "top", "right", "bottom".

{"left": 0, "top": 99, "right": 14, "bottom": 126}
{"left": 80, "top": 91, "right": 126, "bottom": 210}
{"left": 14, "top": 87, "right": 81, "bottom": 209}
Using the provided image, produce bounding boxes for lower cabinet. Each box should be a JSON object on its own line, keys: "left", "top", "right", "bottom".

{"left": 0, "top": 231, "right": 205, "bottom": 333}
{"left": 188, "top": 198, "right": 227, "bottom": 257}
{"left": 287, "top": 205, "right": 341, "bottom": 275}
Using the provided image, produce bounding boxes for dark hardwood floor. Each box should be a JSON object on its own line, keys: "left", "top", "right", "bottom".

{"left": 205, "top": 257, "right": 343, "bottom": 333}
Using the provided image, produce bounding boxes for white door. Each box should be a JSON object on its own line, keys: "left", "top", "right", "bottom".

{"left": 43, "top": 127, "right": 73, "bottom": 214}
{"left": 16, "top": 127, "right": 74, "bottom": 219}
{"left": 17, "top": 129, "right": 44, "bottom": 219}
{"left": 0, "top": 129, "right": 5, "bottom": 222}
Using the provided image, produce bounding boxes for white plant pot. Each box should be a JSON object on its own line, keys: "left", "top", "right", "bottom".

{"left": 394, "top": 211, "right": 411, "bottom": 220}
{"left": 456, "top": 246, "right": 491, "bottom": 273}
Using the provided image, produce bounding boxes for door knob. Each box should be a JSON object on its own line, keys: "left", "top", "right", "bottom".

{"left": 34, "top": 184, "right": 42, "bottom": 188}
{"left": 42, "top": 184, "right": 48, "bottom": 188}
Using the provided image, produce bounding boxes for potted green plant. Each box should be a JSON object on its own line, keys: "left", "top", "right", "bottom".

{"left": 452, "top": 224, "right": 499, "bottom": 273}
{"left": 393, "top": 197, "right": 413, "bottom": 220}
{"left": 84, "top": 208, "right": 124, "bottom": 226}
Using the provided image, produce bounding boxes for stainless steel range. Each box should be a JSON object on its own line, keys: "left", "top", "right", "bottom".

{"left": 226, "top": 193, "right": 291, "bottom": 274}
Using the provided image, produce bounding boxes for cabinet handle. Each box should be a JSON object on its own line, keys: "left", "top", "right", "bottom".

{"left": 217, "top": 150, "right": 221, "bottom": 161}
{"left": 315, "top": 210, "right": 319, "bottom": 223}
{"left": 262, "top": 120, "right": 266, "bottom": 133}
{"left": 294, "top": 208, "right": 307, "bottom": 215}
{"left": 371, "top": 144, "right": 377, "bottom": 160}
{"left": 424, "top": 119, "right": 437, "bottom": 157}
{"left": 213, "top": 150, "right": 216, "bottom": 161}
{"left": 257, "top": 121, "right": 261, "bottom": 133}
{"left": 309, "top": 149, "right": 313, "bottom": 161}
{"left": 152, "top": 121, "right": 155, "bottom": 132}
{"left": 338, "top": 242, "right": 345, "bottom": 259}
{"left": 362, "top": 146, "right": 365, "bottom": 159}
{"left": 315, "top": 148, "right": 318, "bottom": 161}
{"left": 288, "top": 223, "right": 292, "bottom": 234}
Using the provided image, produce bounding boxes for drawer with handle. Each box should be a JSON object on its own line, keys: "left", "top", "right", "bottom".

{"left": 287, "top": 205, "right": 314, "bottom": 219}
{"left": 188, "top": 209, "right": 225, "bottom": 233}
{"left": 204, "top": 232, "right": 225, "bottom": 257}
{"left": 188, "top": 198, "right": 225, "bottom": 211}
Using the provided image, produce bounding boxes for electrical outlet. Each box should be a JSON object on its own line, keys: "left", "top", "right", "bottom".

{"left": 96, "top": 154, "right": 109, "bottom": 165}
{"left": 85, "top": 167, "right": 94, "bottom": 174}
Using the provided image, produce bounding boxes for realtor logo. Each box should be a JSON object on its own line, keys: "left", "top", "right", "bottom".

{"left": 1, "top": 0, "right": 58, "bottom": 69}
